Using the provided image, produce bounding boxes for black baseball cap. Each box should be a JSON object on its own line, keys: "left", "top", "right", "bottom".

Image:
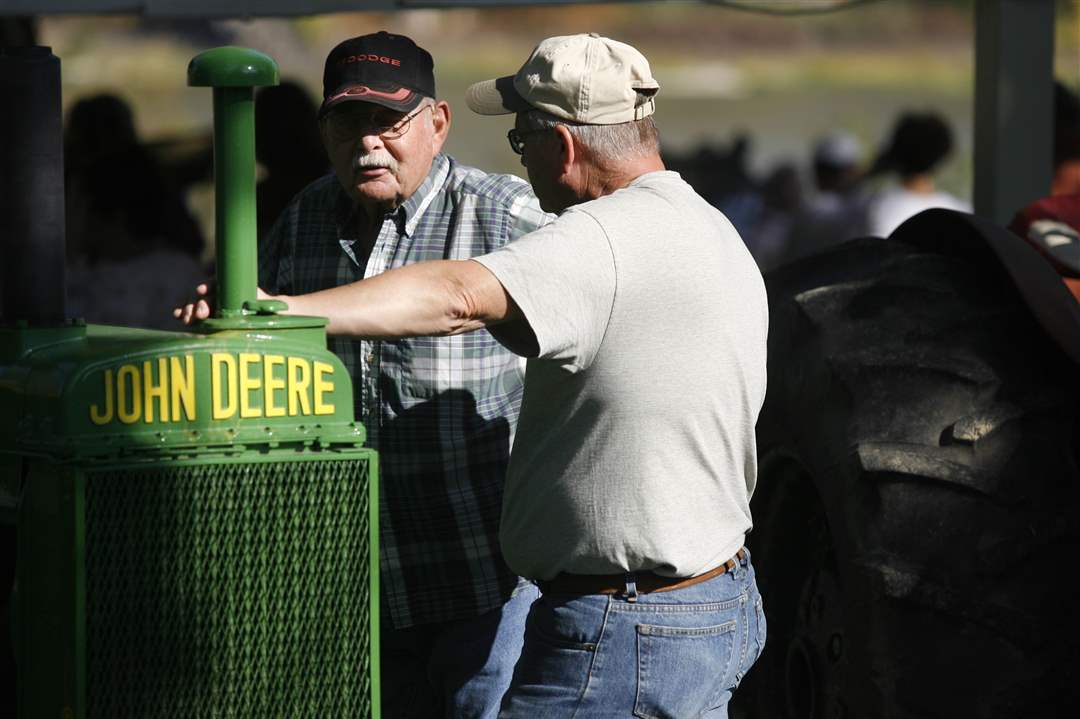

{"left": 320, "top": 32, "right": 436, "bottom": 117}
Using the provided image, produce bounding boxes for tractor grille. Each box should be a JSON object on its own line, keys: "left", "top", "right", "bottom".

{"left": 83, "top": 457, "right": 374, "bottom": 718}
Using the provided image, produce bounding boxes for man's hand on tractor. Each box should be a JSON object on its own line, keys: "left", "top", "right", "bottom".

{"left": 174, "top": 282, "right": 213, "bottom": 325}
{"left": 174, "top": 283, "right": 278, "bottom": 325}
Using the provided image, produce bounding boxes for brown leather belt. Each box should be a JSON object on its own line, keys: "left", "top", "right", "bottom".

{"left": 538, "top": 548, "right": 747, "bottom": 596}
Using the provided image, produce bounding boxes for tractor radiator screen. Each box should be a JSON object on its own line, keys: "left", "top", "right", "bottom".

{"left": 83, "top": 458, "right": 373, "bottom": 717}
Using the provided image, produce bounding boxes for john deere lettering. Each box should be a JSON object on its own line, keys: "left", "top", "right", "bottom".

{"left": 88, "top": 352, "right": 336, "bottom": 425}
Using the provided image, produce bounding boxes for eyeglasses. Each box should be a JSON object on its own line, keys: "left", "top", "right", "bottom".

{"left": 507, "top": 127, "right": 550, "bottom": 155}
{"left": 324, "top": 104, "right": 432, "bottom": 143}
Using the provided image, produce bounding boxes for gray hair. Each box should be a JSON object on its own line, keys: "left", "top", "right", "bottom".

{"left": 523, "top": 107, "right": 660, "bottom": 164}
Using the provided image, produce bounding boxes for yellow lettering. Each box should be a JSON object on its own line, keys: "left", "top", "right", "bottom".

{"left": 116, "top": 364, "right": 142, "bottom": 424}
{"left": 313, "top": 361, "right": 335, "bottom": 415}
{"left": 89, "top": 369, "right": 115, "bottom": 425}
{"left": 212, "top": 353, "right": 238, "bottom": 419}
{"left": 142, "top": 358, "right": 169, "bottom": 423}
{"left": 239, "top": 352, "right": 263, "bottom": 418}
{"left": 264, "top": 355, "right": 286, "bottom": 417}
{"left": 287, "top": 357, "right": 311, "bottom": 415}
{"left": 170, "top": 355, "right": 196, "bottom": 421}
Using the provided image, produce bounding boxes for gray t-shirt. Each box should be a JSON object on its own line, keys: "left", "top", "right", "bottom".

{"left": 475, "top": 170, "right": 768, "bottom": 581}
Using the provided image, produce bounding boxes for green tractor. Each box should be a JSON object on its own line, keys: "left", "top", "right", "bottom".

{"left": 1, "top": 45, "right": 380, "bottom": 717}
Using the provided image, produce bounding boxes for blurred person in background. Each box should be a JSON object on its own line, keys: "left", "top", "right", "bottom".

{"left": 787, "top": 130, "right": 869, "bottom": 261}
{"left": 64, "top": 93, "right": 206, "bottom": 330}
{"left": 864, "top": 111, "right": 970, "bottom": 237}
{"left": 667, "top": 134, "right": 757, "bottom": 216}
{"left": 1008, "top": 81, "right": 1080, "bottom": 303}
{"left": 740, "top": 162, "right": 803, "bottom": 271}
{"left": 1009, "top": 194, "right": 1080, "bottom": 303}
{"left": 254, "top": 80, "right": 329, "bottom": 240}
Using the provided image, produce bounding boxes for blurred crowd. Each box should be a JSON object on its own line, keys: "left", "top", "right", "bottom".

{"left": 668, "top": 109, "right": 972, "bottom": 273}
{"left": 60, "top": 79, "right": 1080, "bottom": 328}
{"left": 62, "top": 81, "right": 328, "bottom": 329}
{"left": 669, "top": 81, "right": 1080, "bottom": 276}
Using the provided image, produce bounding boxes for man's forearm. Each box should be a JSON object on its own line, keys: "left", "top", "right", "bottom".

{"left": 270, "top": 259, "right": 516, "bottom": 338}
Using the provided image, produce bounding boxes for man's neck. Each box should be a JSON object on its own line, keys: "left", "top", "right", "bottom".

{"left": 589, "top": 153, "right": 666, "bottom": 200}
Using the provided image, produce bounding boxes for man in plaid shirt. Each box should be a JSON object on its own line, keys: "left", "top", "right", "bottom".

{"left": 258, "top": 32, "right": 550, "bottom": 718}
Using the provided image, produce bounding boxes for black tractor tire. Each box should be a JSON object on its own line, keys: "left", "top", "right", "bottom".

{"left": 735, "top": 214, "right": 1080, "bottom": 719}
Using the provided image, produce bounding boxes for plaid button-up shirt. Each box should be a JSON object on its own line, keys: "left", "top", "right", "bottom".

{"left": 259, "top": 154, "right": 552, "bottom": 628}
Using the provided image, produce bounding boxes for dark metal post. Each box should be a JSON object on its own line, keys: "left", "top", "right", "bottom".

{"left": 0, "top": 46, "right": 66, "bottom": 325}
{"left": 974, "top": 0, "right": 1055, "bottom": 225}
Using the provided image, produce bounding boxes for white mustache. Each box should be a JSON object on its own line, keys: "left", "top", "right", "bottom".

{"left": 355, "top": 151, "right": 399, "bottom": 174}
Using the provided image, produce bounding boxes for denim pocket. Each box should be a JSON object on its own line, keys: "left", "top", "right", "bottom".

{"left": 507, "top": 597, "right": 603, "bottom": 712}
{"left": 633, "top": 620, "right": 738, "bottom": 719}
{"left": 530, "top": 596, "right": 603, "bottom": 652}
{"left": 533, "top": 625, "right": 598, "bottom": 652}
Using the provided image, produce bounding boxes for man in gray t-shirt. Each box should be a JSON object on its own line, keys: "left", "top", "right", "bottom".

{"left": 474, "top": 169, "right": 766, "bottom": 586}
{"left": 255, "top": 33, "right": 769, "bottom": 718}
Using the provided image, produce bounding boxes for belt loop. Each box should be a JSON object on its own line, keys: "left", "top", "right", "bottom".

{"left": 624, "top": 573, "right": 639, "bottom": 603}
{"left": 731, "top": 547, "right": 748, "bottom": 578}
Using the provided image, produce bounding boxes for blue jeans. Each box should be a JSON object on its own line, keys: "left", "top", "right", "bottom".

{"left": 499, "top": 550, "right": 766, "bottom": 719}
{"left": 381, "top": 584, "right": 540, "bottom": 718}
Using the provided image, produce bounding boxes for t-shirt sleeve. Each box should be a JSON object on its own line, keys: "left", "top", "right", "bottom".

{"left": 473, "top": 209, "right": 616, "bottom": 371}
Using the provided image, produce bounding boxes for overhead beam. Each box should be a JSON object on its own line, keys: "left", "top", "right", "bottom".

{"left": 0, "top": 1, "right": 381, "bottom": 17}
{"left": 0, "top": 0, "right": 599, "bottom": 18}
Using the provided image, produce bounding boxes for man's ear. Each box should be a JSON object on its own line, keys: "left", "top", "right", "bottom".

{"left": 431, "top": 100, "right": 452, "bottom": 153}
{"left": 554, "top": 124, "right": 576, "bottom": 177}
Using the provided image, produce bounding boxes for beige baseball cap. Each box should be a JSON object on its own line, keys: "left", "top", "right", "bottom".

{"left": 465, "top": 33, "right": 659, "bottom": 125}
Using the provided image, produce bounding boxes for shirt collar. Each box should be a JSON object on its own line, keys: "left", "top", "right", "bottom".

{"left": 628, "top": 169, "right": 680, "bottom": 187}
{"left": 332, "top": 153, "right": 451, "bottom": 238}
{"left": 401, "top": 153, "right": 450, "bottom": 237}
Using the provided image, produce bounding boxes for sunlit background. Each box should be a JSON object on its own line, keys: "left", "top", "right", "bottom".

{"left": 32, "top": 0, "right": 1080, "bottom": 254}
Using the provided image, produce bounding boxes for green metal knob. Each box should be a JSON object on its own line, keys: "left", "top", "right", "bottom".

{"left": 244, "top": 299, "right": 289, "bottom": 315}
{"left": 187, "top": 46, "right": 279, "bottom": 88}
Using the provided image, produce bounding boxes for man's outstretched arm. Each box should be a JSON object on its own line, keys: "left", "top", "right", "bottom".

{"left": 281, "top": 259, "right": 519, "bottom": 337}
{"left": 176, "top": 259, "right": 522, "bottom": 339}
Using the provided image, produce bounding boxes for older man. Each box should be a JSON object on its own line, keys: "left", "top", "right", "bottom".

{"left": 182, "top": 31, "right": 552, "bottom": 719}
{"left": 217, "top": 33, "right": 768, "bottom": 717}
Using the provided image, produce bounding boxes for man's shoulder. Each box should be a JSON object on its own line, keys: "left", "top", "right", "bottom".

{"left": 577, "top": 171, "right": 700, "bottom": 219}
{"left": 441, "top": 156, "right": 535, "bottom": 208}
{"left": 261, "top": 173, "right": 341, "bottom": 246}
